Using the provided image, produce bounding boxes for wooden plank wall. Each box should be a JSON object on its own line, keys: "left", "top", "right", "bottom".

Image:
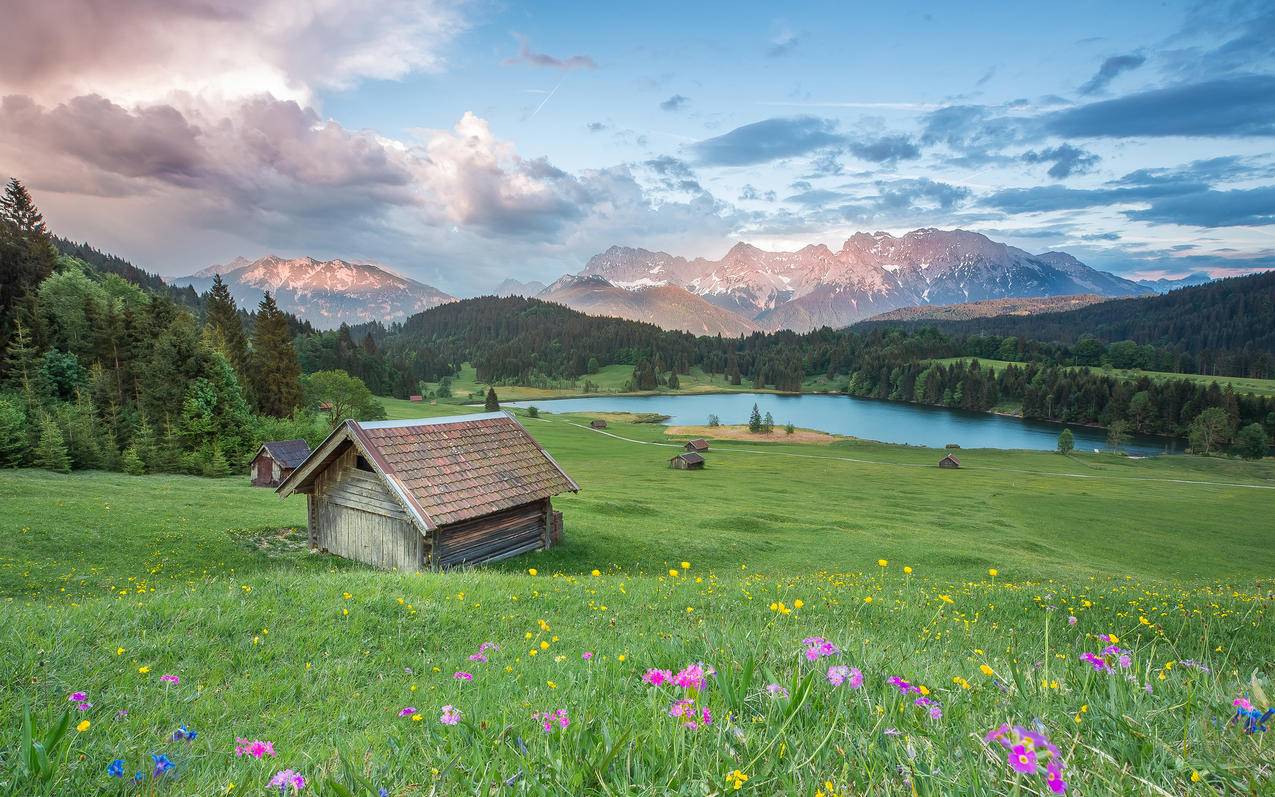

{"left": 311, "top": 447, "right": 423, "bottom": 571}
{"left": 434, "top": 500, "right": 547, "bottom": 568}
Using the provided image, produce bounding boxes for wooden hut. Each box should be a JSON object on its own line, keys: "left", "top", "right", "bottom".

{"left": 938, "top": 453, "right": 961, "bottom": 469}
{"left": 590, "top": 419, "right": 608, "bottom": 429}
{"left": 684, "top": 438, "right": 709, "bottom": 453}
{"left": 409, "top": 394, "right": 423, "bottom": 402}
{"left": 276, "top": 412, "right": 578, "bottom": 570}
{"left": 669, "top": 452, "right": 705, "bottom": 470}
{"left": 249, "top": 439, "right": 311, "bottom": 487}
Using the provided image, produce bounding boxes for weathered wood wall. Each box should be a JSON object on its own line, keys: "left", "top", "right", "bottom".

{"left": 433, "top": 499, "right": 548, "bottom": 569}
{"left": 310, "top": 447, "right": 424, "bottom": 571}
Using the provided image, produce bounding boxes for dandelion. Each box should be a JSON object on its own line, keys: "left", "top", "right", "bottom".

{"left": 528, "top": 568, "right": 537, "bottom": 576}
{"left": 439, "top": 705, "right": 461, "bottom": 725}
{"left": 668, "top": 569, "right": 679, "bottom": 578}
{"left": 793, "top": 599, "right": 804, "bottom": 609}
{"left": 903, "top": 566, "right": 913, "bottom": 574}
{"left": 681, "top": 561, "right": 691, "bottom": 569}
{"left": 725, "top": 770, "right": 749, "bottom": 790}
{"left": 76, "top": 719, "right": 90, "bottom": 732}
{"left": 268, "top": 769, "right": 306, "bottom": 793}
{"left": 590, "top": 569, "right": 601, "bottom": 577}
{"left": 107, "top": 759, "right": 126, "bottom": 778}
{"left": 235, "top": 739, "right": 276, "bottom": 759}
{"left": 160, "top": 674, "right": 180, "bottom": 685}
{"left": 988, "top": 568, "right": 999, "bottom": 578}
{"left": 878, "top": 559, "right": 888, "bottom": 568}
{"left": 138, "top": 666, "right": 150, "bottom": 674}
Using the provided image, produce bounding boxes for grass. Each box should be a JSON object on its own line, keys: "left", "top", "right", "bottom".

{"left": 931, "top": 358, "right": 1275, "bottom": 398}
{"left": 2, "top": 402, "right": 1273, "bottom": 794}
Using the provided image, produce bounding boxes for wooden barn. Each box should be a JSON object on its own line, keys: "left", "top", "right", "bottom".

{"left": 276, "top": 412, "right": 578, "bottom": 570}
{"left": 249, "top": 439, "right": 312, "bottom": 487}
{"left": 938, "top": 453, "right": 961, "bottom": 469}
{"left": 590, "top": 419, "right": 608, "bottom": 429}
{"left": 684, "top": 438, "right": 710, "bottom": 453}
{"left": 670, "top": 452, "right": 705, "bottom": 470}
{"left": 409, "top": 394, "right": 423, "bottom": 402}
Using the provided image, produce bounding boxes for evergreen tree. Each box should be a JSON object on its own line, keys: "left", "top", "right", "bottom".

{"left": 0, "top": 394, "right": 27, "bottom": 466}
{"left": 0, "top": 179, "right": 57, "bottom": 334}
{"left": 785, "top": 421, "right": 795, "bottom": 435}
{"left": 485, "top": 387, "right": 500, "bottom": 411}
{"left": 131, "top": 418, "right": 157, "bottom": 473}
{"left": 204, "top": 274, "right": 251, "bottom": 386}
{"left": 33, "top": 414, "right": 71, "bottom": 473}
{"left": 748, "top": 403, "right": 762, "bottom": 433}
{"left": 1056, "top": 428, "right": 1074, "bottom": 455}
{"left": 204, "top": 447, "right": 230, "bottom": 478}
{"left": 762, "top": 411, "right": 774, "bottom": 433}
{"left": 250, "top": 293, "right": 303, "bottom": 417}
{"left": 667, "top": 372, "right": 679, "bottom": 390}
{"left": 121, "top": 444, "right": 145, "bottom": 475}
{"left": 2, "top": 318, "right": 39, "bottom": 412}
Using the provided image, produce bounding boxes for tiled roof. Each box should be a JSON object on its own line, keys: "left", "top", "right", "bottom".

{"left": 262, "top": 439, "right": 311, "bottom": 469}
{"left": 351, "top": 413, "right": 578, "bottom": 528}
{"left": 673, "top": 452, "right": 705, "bottom": 464}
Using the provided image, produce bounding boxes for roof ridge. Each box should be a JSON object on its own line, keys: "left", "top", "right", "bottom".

{"left": 355, "top": 411, "right": 510, "bottom": 430}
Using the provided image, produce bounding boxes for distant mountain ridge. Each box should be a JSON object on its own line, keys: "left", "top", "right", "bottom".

{"left": 1134, "top": 272, "right": 1213, "bottom": 293}
{"left": 538, "top": 275, "right": 761, "bottom": 336}
{"left": 173, "top": 255, "right": 454, "bottom": 329}
{"left": 559, "top": 229, "right": 1150, "bottom": 333}
{"left": 865, "top": 294, "right": 1111, "bottom": 323}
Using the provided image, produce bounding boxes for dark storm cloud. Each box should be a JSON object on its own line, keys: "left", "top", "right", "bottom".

{"left": 1078, "top": 53, "right": 1146, "bottom": 95}
{"left": 1021, "top": 144, "right": 1101, "bottom": 179}
{"left": 689, "top": 116, "right": 845, "bottom": 166}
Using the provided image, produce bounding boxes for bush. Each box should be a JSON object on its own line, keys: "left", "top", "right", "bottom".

{"left": 203, "top": 448, "right": 230, "bottom": 478}
{"left": 1234, "top": 422, "right": 1269, "bottom": 460}
{"left": 784, "top": 422, "right": 795, "bottom": 435}
{"left": 527, "top": 406, "right": 539, "bottom": 418}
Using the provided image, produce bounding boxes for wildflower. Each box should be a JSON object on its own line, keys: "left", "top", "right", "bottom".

{"left": 725, "top": 770, "right": 749, "bottom": 790}
{"left": 668, "top": 698, "right": 712, "bottom": 729}
{"left": 151, "top": 753, "right": 174, "bottom": 778}
{"left": 903, "top": 565, "right": 913, "bottom": 574}
{"left": 952, "top": 676, "right": 971, "bottom": 690}
{"left": 1010, "top": 744, "right": 1038, "bottom": 774}
{"left": 453, "top": 671, "right": 473, "bottom": 681}
{"left": 591, "top": 569, "right": 601, "bottom": 576}
{"left": 674, "top": 663, "right": 707, "bottom": 690}
{"left": 668, "top": 569, "right": 679, "bottom": 578}
{"left": 107, "top": 759, "right": 126, "bottom": 778}
{"left": 803, "top": 636, "right": 840, "bottom": 661}
{"left": 268, "top": 769, "right": 306, "bottom": 793}
{"left": 878, "top": 559, "right": 888, "bottom": 568}
{"left": 439, "top": 705, "right": 461, "bottom": 725}
{"left": 535, "top": 708, "right": 570, "bottom": 732}
{"left": 888, "top": 676, "right": 921, "bottom": 695}
{"left": 1067, "top": 615, "right": 1078, "bottom": 625}
{"left": 68, "top": 691, "right": 87, "bottom": 703}
{"left": 235, "top": 739, "right": 276, "bottom": 759}
{"left": 1080, "top": 652, "right": 1109, "bottom": 672}
{"left": 160, "top": 674, "right": 180, "bottom": 685}
{"left": 793, "top": 599, "right": 804, "bottom": 609}
{"left": 76, "top": 719, "right": 90, "bottom": 732}
{"left": 988, "top": 568, "right": 999, "bottom": 577}
{"left": 681, "top": 561, "right": 691, "bottom": 569}
{"left": 765, "top": 683, "right": 789, "bottom": 698}
{"left": 171, "top": 724, "right": 197, "bottom": 742}
{"left": 939, "top": 594, "right": 954, "bottom": 604}
{"left": 643, "top": 668, "right": 673, "bottom": 686}
{"left": 827, "top": 665, "right": 850, "bottom": 686}
{"left": 987, "top": 723, "right": 1067, "bottom": 793}
{"left": 138, "top": 666, "right": 150, "bottom": 674}
{"left": 398, "top": 707, "right": 417, "bottom": 718}
{"left": 582, "top": 651, "right": 593, "bottom": 660}
{"left": 528, "top": 568, "right": 537, "bottom": 576}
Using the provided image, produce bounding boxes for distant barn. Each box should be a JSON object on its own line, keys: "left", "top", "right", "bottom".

{"left": 409, "top": 394, "right": 423, "bottom": 402}
{"left": 276, "top": 412, "right": 578, "bottom": 570}
{"left": 590, "top": 419, "right": 608, "bottom": 429}
{"left": 938, "top": 453, "right": 961, "bottom": 469}
{"left": 250, "top": 439, "right": 311, "bottom": 488}
{"left": 670, "top": 452, "right": 705, "bottom": 470}
{"left": 684, "top": 438, "right": 709, "bottom": 453}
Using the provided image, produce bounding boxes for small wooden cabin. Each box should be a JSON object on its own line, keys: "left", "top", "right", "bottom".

{"left": 684, "top": 438, "right": 710, "bottom": 453}
{"left": 409, "top": 394, "right": 423, "bottom": 403}
{"left": 670, "top": 452, "right": 705, "bottom": 470}
{"left": 590, "top": 419, "right": 608, "bottom": 429}
{"left": 938, "top": 453, "right": 961, "bottom": 469}
{"left": 250, "top": 439, "right": 312, "bottom": 487}
{"left": 276, "top": 412, "right": 578, "bottom": 570}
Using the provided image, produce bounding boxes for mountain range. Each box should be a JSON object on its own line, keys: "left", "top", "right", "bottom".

{"left": 1134, "top": 271, "right": 1214, "bottom": 293}
{"left": 539, "top": 228, "right": 1151, "bottom": 334}
{"left": 172, "top": 255, "right": 454, "bottom": 328}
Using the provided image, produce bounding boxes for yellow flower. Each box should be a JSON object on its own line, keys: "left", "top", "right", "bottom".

{"left": 918, "top": 684, "right": 929, "bottom": 696}
{"left": 988, "top": 568, "right": 999, "bottom": 577}
{"left": 76, "top": 719, "right": 90, "bottom": 732}
{"left": 116, "top": 646, "right": 125, "bottom": 656}
{"left": 877, "top": 559, "right": 888, "bottom": 567}
{"left": 793, "top": 599, "right": 804, "bottom": 609}
{"left": 681, "top": 561, "right": 691, "bottom": 569}
{"left": 138, "top": 665, "right": 150, "bottom": 674}
{"left": 1190, "top": 771, "right": 1201, "bottom": 783}
{"left": 341, "top": 608, "right": 349, "bottom": 616}
{"left": 411, "top": 714, "right": 422, "bottom": 722}
{"left": 528, "top": 568, "right": 537, "bottom": 576}
{"left": 547, "top": 680, "right": 557, "bottom": 689}
{"left": 591, "top": 569, "right": 601, "bottom": 577}
{"left": 863, "top": 596, "right": 872, "bottom": 603}
{"left": 979, "top": 664, "right": 995, "bottom": 677}
{"left": 224, "top": 782, "right": 236, "bottom": 794}
{"left": 525, "top": 631, "right": 533, "bottom": 640}
{"left": 668, "top": 569, "right": 679, "bottom": 578}
{"left": 939, "top": 594, "right": 954, "bottom": 604}
{"left": 725, "top": 770, "right": 749, "bottom": 790}
{"left": 528, "top": 649, "right": 537, "bottom": 657}
{"left": 540, "top": 641, "right": 550, "bottom": 650}
{"left": 903, "top": 566, "right": 912, "bottom": 574}
{"left": 342, "top": 592, "right": 352, "bottom": 600}
{"left": 617, "top": 654, "right": 626, "bottom": 662}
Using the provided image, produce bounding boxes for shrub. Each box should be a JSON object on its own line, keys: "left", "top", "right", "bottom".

{"left": 527, "top": 406, "right": 539, "bottom": 418}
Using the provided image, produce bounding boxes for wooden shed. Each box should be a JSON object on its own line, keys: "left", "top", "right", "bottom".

{"left": 938, "top": 453, "right": 961, "bottom": 469}
{"left": 409, "top": 394, "right": 423, "bottom": 402}
{"left": 684, "top": 438, "right": 710, "bottom": 453}
{"left": 590, "top": 419, "right": 608, "bottom": 429}
{"left": 670, "top": 452, "right": 705, "bottom": 470}
{"left": 276, "top": 412, "right": 578, "bottom": 570}
{"left": 249, "top": 439, "right": 311, "bottom": 487}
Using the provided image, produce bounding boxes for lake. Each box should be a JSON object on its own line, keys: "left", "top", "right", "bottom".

{"left": 507, "top": 392, "right": 1182, "bottom": 455}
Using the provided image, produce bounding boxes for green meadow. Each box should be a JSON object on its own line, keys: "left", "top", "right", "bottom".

{"left": 2, "top": 403, "right": 1273, "bottom": 794}
{"left": 929, "top": 358, "right": 1275, "bottom": 399}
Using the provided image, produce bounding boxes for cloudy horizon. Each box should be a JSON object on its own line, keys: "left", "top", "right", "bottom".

{"left": 2, "top": 0, "right": 1272, "bottom": 296}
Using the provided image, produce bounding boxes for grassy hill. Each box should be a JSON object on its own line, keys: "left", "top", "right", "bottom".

{"left": 2, "top": 405, "right": 1272, "bottom": 793}
{"left": 930, "top": 357, "right": 1275, "bottom": 398}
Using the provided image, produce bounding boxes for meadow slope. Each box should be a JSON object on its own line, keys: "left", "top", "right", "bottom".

{"left": 2, "top": 404, "right": 1272, "bottom": 794}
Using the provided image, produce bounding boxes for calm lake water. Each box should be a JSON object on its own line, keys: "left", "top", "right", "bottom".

{"left": 507, "top": 393, "right": 1182, "bottom": 455}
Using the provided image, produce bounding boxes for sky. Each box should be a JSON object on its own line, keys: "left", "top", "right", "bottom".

{"left": 1, "top": 0, "right": 1272, "bottom": 295}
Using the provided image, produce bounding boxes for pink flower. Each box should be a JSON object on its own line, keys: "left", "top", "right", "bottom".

{"left": 582, "top": 651, "right": 593, "bottom": 660}
{"left": 765, "top": 683, "right": 789, "bottom": 698}
{"left": 802, "top": 636, "right": 840, "bottom": 661}
{"left": 642, "top": 668, "right": 673, "bottom": 687}
{"left": 234, "top": 739, "right": 276, "bottom": 759}
{"left": 887, "top": 676, "right": 920, "bottom": 694}
{"left": 268, "top": 769, "right": 306, "bottom": 792}
{"left": 1009, "top": 744, "right": 1038, "bottom": 775}
{"left": 1234, "top": 697, "right": 1253, "bottom": 710}
{"left": 847, "top": 667, "right": 863, "bottom": 689}
{"left": 1080, "top": 652, "right": 1109, "bottom": 671}
{"left": 160, "top": 674, "right": 180, "bottom": 685}
{"left": 535, "top": 708, "right": 570, "bottom": 732}
{"left": 68, "top": 691, "right": 88, "bottom": 703}
{"left": 1067, "top": 615, "right": 1077, "bottom": 626}
{"left": 667, "top": 698, "right": 712, "bottom": 729}
{"left": 467, "top": 653, "right": 488, "bottom": 663}
{"left": 1046, "top": 760, "right": 1067, "bottom": 793}
{"left": 439, "top": 705, "right": 461, "bottom": 725}
{"left": 827, "top": 665, "right": 850, "bottom": 686}
{"left": 674, "top": 663, "right": 706, "bottom": 691}
{"left": 398, "top": 707, "right": 417, "bottom": 717}
{"left": 453, "top": 671, "right": 473, "bottom": 681}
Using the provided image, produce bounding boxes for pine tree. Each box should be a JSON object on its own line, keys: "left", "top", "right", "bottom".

{"left": 204, "top": 447, "right": 230, "bottom": 478}
{"left": 485, "top": 387, "right": 500, "bottom": 411}
{"left": 250, "top": 293, "right": 302, "bottom": 417}
{"left": 131, "top": 418, "right": 157, "bottom": 472}
{"left": 0, "top": 179, "right": 57, "bottom": 333}
{"left": 762, "top": 411, "right": 774, "bottom": 433}
{"left": 204, "top": 274, "right": 251, "bottom": 386}
{"left": 2, "top": 317, "right": 39, "bottom": 413}
{"left": 121, "top": 444, "right": 145, "bottom": 475}
{"left": 34, "top": 415, "right": 71, "bottom": 473}
{"left": 0, "top": 394, "right": 27, "bottom": 466}
{"left": 748, "top": 403, "right": 762, "bottom": 433}
{"left": 667, "top": 372, "right": 680, "bottom": 390}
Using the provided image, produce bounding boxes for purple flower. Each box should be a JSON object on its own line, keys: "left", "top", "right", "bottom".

{"left": 765, "top": 683, "right": 789, "bottom": 698}
{"left": 268, "top": 769, "right": 306, "bottom": 793}
{"left": 1009, "top": 744, "right": 1038, "bottom": 775}
{"left": 439, "top": 705, "right": 461, "bottom": 725}
{"left": 674, "top": 663, "right": 706, "bottom": 690}
{"left": 668, "top": 698, "right": 712, "bottom": 729}
{"left": 1067, "top": 615, "right": 1077, "bottom": 626}
{"left": 453, "top": 671, "right": 473, "bottom": 681}
{"left": 827, "top": 665, "right": 850, "bottom": 686}
{"left": 1080, "top": 652, "right": 1109, "bottom": 672}
{"left": 534, "top": 708, "right": 570, "bottom": 732}
{"left": 887, "top": 676, "right": 920, "bottom": 694}
{"left": 398, "top": 707, "right": 417, "bottom": 718}
{"left": 582, "top": 651, "right": 593, "bottom": 660}
{"left": 802, "top": 636, "right": 841, "bottom": 661}
{"left": 159, "top": 674, "right": 180, "bottom": 685}
{"left": 642, "top": 668, "right": 673, "bottom": 686}
{"left": 68, "top": 691, "right": 88, "bottom": 703}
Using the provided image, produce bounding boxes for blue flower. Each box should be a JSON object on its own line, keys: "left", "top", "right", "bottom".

{"left": 172, "top": 724, "right": 197, "bottom": 741}
{"left": 106, "top": 759, "right": 125, "bottom": 778}
{"left": 151, "top": 753, "right": 174, "bottom": 778}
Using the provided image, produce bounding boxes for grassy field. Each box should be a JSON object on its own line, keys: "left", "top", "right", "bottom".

{"left": 2, "top": 402, "right": 1273, "bottom": 794}
{"left": 931, "top": 358, "right": 1275, "bottom": 398}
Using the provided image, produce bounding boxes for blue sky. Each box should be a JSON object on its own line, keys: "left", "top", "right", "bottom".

{"left": 1, "top": 0, "right": 1271, "bottom": 293}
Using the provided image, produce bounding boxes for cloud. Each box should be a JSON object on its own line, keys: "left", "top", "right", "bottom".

{"left": 1078, "top": 53, "right": 1146, "bottom": 95}
{"left": 1046, "top": 75, "right": 1275, "bottom": 138}
{"left": 659, "top": 94, "right": 689, "bottom": 112}
{"left": 690, "top": 116, "right": 843, "bottom": 166}
{"left": 503, "top": 34, "right": 597, "bottom": 71}
{"left": 784, "top": 188, "right": 848, "bottom": 206}
{"left": 874, "top": 178, "right": 971, "bottom": 212}
{"left": 768, "top": 27, "right": 799, "bottom": 57}
{"left": 1021, "top": 144, "right": 1100, "bottom": 179}
{"left": 641, "top": 155, "right": 704, "bottom": 194}
{"left": 0, "top": 0, "right": 468, "bottom": 106}
{"left": 1124, "top": 186, "right": 1275, "bottom": 227}
{"left": 846, "top": 134, "right": 921, "bottom": 164}
{"left": 586, "top": 121, "right": 608, "bottom": 132}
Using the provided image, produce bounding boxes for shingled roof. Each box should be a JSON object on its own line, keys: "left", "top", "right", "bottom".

{"left": 276, "top": 412, "right": 578, "bottom": 530}
{"left": 257, "top": 439, "right": 312, "bottom": 469}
